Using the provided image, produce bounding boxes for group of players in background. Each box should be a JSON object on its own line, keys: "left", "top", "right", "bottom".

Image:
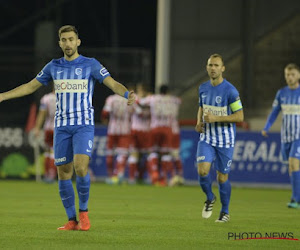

{"left": 102, "top": 83, "right": 184, "bottom": 186}
{"left": 34, "top": 83, "right": 184, "bottom": 187}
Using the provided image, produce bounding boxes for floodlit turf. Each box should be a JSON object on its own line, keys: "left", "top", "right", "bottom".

{"left": 0, "top": 180, "right": 299, "bottom": 249}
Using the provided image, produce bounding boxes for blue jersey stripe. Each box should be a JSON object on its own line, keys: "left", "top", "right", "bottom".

{"left": 68, "top": 66, "right": 75, "bottom": 126}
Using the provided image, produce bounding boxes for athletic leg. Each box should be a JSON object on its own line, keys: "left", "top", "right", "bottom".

{"left": 214, "top": 147, "right": 234, "bottom": 222}
{"left": 72, "top": 125, "right": 95, "bottom": 230}
{"left": 54, "top": 126, "right": 77, "bottom": 230}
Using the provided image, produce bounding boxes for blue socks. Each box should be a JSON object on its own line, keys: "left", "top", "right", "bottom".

{"left": 198, "top": 173, "right": 231, "bottom": 214}
{"left": 291, "top": 171, "right": 300, "bottom": 202}
{"left": 198, "top": 174, "right": 214, "bottom": 201}
{"left": 219, "top": 180, "right": 231, "bottom": 214}
{"left": 59, "top": 179, "right": 76, "bottom": 220}
{"left": 76, "top": 173, "right": 91, "bottom": 211}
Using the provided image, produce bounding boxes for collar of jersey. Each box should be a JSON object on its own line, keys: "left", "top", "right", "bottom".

{"left": 209, "top": 79, "right": 225, "bottom": 87}
{"left": 62, "top": 54, "right": 82, "bottom": 64}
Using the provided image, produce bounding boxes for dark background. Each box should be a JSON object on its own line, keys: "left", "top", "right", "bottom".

{"left": 1, "top": 0, "right": 300, "bottom": 128}
{"left": 0, "top": 0, "right": 157, "bottom": 48}
{"left": 0, "top": 0, "right": 157, "bottom": 127}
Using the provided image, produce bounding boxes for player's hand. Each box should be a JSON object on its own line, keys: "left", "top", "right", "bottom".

{"left": 195, "top": 122, "right": 204, "bottom": 133}
{"left": 127, "top": 91, "right": 136, "bottom": 105}
{"left": 203, "top": 111, "right": 217, "bottom": 123}
{"left": 261, "top": 130, "right": 268, "bottom": 137}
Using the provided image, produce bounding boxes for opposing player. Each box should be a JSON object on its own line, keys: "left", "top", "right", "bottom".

{"left": 195, "top": 54, "right": 243, "bottom": 222}
{"left": 262, "top": 63, "right": 300, "bottom": 208}
{"left": 101, "top": 88, "right": 134, "bottom": 184}
{"left": 0, "top": 25, "right": 135, "bottom": 230}
{"left": 128, "top": 83, "right": 151, "bottom": 184}
{"left": 169, "top": 94, "right": 184, "bottom": 186}
{"left": 34, "top": 89, "right": 56, "bottom": 182}
{"left": 140, "top": 85, "right": 174, "bottom": 186}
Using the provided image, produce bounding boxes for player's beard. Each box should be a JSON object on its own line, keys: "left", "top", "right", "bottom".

{"left": 64, "top": 47, "right": 76, "bottom": 58}
{"left": 210, "top": 72, "right": 219, "bottom": 80}
{"left": 287, "top": 80, "right": 298, "bottom": 87}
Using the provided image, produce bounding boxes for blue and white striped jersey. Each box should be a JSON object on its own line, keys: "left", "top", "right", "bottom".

{"left": 36, "top": 55, "right": 110, "bottom": 127}
{"left": 263, "top": 86, "right": 300, "bottom": 143}
{"left": 199, "top": 79, "right": 243, "bottom": 148}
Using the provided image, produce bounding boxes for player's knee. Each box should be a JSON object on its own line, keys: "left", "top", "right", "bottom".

{"left": 197, "top": 166, "right": 209, "bottom": 176}
{"left": 57, "top": 163, "right": 73, "bottom": 180}
{"left": 289, "top": 162, "right": 300, "bottom": 172}
{"left": 74, "top": 160, "right": 89, "bottom": 177}
{"left": 290, "top": 165, "right": 300, "bottom": 172}
{"left": 74, "top": 164, "right": 88, "bottom": 177}
{"left": 217, "top": 173, "right": 228, "bottom": 183}
{"left": 289, "top": 158, "right": 300, "bottom": 172}
{"left": 73, "top": 155, "right": 90, "bottom": 177}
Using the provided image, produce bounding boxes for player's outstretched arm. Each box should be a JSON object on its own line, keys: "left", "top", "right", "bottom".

{"left": 103, "top": 76, "right": 135, "bottom": 105}
{"left": 0, "top": 79, "right": 42, "bottom": 103}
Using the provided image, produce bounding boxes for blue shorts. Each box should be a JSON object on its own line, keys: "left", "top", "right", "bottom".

{"left": 196, "top": 140, "right": 234, "bottom": 174}
{"left": 281, "top": 140, "right": 300, "bottom": 163}
{"left": 54, "top": 125, "right": 94, "bottom": 166}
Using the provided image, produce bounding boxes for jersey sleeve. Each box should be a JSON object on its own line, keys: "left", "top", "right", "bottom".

{"left": 39, "top": 95, "right": 47, "bottom": 111}
{"left": 228, "top": 87, "right": 243, "bottom": 112}
{"left": 35, "top": 61, "right": 53, "bottom": 86}
{"left": 263, "top": 90, "right": 281, "bottom": 131}
{"left": 91, "top": 59, "right": 111, "bottom": 83}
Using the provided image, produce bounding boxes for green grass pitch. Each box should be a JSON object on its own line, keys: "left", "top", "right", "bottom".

{"left": 0, "top": 180, "right": 299, "bottom": 249}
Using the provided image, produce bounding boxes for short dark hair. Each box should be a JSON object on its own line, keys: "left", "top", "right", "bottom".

{"left": 285, "top": 63, "right": 300, "bottom": 72}
{"left": 160, "top": 84, "right": 169, "bottom": 94}
{"left": 58, "top": 25, "right": 79, "bottom": 38}
{"left": 208, "top": 53, "right": 224, "bottom": 66}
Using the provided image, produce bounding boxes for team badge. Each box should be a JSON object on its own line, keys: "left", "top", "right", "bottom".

{"left": 75, "top": 68, "right": 82, "bottom": 75}
{"left": 216, "top": 96, "right": 222, "bottom": 104}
